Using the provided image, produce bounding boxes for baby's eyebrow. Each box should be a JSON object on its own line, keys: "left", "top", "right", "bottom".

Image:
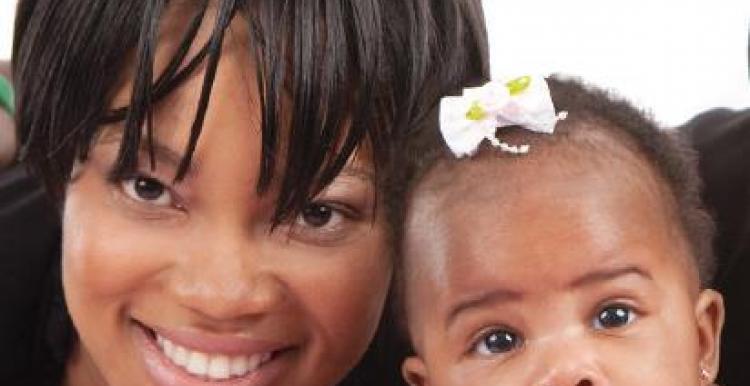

{"left": 444, "top": 265, "right": 653, "bottom": 329}
{"left": 445, "top": 288, "right": 523, "bottom": 329}
{"left": 567, "top": 265, "right": 653, "bottom": 289}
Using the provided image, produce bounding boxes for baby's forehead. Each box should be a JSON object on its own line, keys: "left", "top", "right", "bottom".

{"left": 403, "top": 130, "right": 690, "bottom": 276}
{"left": 415, "top": 126, "right": 669, "bottom": 212}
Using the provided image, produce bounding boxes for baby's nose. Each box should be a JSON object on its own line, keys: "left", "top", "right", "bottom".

{"left": 534, "top": 362, "right": 607, "bottom": 386}
{"left": 529, "top": 332, "right": 610, "bottom": 386}
{"left": 536, "top": 375, "right": 599, "bottom": 386}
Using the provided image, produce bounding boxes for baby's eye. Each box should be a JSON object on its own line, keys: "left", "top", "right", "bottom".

{"left": 472, "top": 329, "right": 522, "bottom": 357}
{"left": 121, "top": 176, "right": 174, "bottom": 207}
{"left": 593, "top": 304, "right": 637, "bottom": 330}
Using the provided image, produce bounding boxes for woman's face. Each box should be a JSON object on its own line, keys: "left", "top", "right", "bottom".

{"left": 62, "top": 11, "right": 391, "bottom": 386}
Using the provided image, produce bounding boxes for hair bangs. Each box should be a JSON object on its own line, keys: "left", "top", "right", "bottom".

{"left": 254, "top": 0, "right": 393, "bottom": 224}
{"left": 14, "top": 0, "right": 147, "bottom": 199}
{"left": 16, "top": 0, "right": 412, "bottom": 224}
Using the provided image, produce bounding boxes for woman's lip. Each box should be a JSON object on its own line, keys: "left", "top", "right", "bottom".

{"left": 133, "top": 321, "right": 289, "bottom": 386}
{"left": 143, "top": 321, "right": 292, "bottom": 357}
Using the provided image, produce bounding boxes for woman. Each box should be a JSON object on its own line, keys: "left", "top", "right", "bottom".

{"left": 3, "top": 0, "right": 487, "bottom": 385}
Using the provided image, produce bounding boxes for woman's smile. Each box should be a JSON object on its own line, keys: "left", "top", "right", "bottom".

{"left": 131, "top": 319, "right": 296, "bottom": 386}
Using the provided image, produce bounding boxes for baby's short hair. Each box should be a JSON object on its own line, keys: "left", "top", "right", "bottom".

{"left": 387, "top": 75, "right": 716, "bottom": 288}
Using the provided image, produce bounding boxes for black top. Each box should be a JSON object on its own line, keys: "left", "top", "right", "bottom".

{"left": 0, "top": 163, "right": 72, "bottom": 385}
{"left": 681, "top": 108, "right": 750, "bottom": 386}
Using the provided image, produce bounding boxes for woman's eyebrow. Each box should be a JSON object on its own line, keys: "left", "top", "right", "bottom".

{"left": 98, "top": 131, "right": 201, "bottom": 177}
{"left": 335, "top": 165, "right": 375, "bottom": 183}
{"left": 143, "top": 140, "right": 201, "bottom": 177}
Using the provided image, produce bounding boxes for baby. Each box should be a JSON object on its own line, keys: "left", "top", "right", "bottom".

{"left": 390, "top": 76, "right": 725, "bottom": 386}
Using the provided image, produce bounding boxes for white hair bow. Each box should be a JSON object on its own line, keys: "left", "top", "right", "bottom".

{"left": 439, "top": 75, "right": 567, "bottom": 158}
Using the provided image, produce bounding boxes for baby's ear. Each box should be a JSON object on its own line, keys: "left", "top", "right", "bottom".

{"left": 402, "top": 356, "right": 429, "bottom": 386}
{"left": 694, "top": 289, "right": 725, "bottom": 383}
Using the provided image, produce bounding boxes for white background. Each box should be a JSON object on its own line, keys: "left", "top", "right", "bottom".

{"left": 0, "top": 1, "right": 15, "bottom": 61}
{"left": 482, "top": 0, "right": 750, "bottom": 126}
{"left": 2, "top": 0, "right": 749, "bottom": 126}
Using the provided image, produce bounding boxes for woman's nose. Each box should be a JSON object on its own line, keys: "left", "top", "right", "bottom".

{"left": 168, "top": 228, "right": 288, "bottom": 323}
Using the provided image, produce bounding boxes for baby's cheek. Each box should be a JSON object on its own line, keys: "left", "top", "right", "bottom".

{"left": 602, "top": 303, "right": 702, "bottom": 385}
{"left": 440, "top": 354, "right": 519, "bottom": 386}
{"left": 656, "top": 300, "right": 703, "bottom": 380}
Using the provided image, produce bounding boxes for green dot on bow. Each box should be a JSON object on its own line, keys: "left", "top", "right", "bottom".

{"left": 465, "top": 101, "right": 488, "bottom": 121}
{"left": 505, "top": 75, "right": 532, "bottom": 96}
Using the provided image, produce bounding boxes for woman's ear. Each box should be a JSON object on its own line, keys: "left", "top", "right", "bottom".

{"left": 694, "top": 289, "right": 725, "bottom": 384}
{"left": 402, "top": 356, "right": 430, "bottom": 386}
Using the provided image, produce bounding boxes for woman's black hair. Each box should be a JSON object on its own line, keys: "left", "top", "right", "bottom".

{"left": 11, "top": 1, "right": 489, "bottom": 385}
{"left": 12, "top": 0, "right": 487, "bottom": 225}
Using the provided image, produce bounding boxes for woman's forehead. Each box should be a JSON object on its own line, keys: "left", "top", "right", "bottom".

{"left": 110, "top": 4, "right": 255, "bottom": 111}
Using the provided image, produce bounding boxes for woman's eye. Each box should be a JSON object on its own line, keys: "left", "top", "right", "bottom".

{"left": 287, "top": 201, "right": 362, "bottom": 245}
{"left": 593, "top": 304, "right": 637, "bottom": 330}
{"left": 121, "top": 176, "right": 173, "bottom": 207}
{"left": 299, "top": 203, "right": 336, "bottom": 228}
{"left": 472, "top": 329, "right": 522, "bottom": 357}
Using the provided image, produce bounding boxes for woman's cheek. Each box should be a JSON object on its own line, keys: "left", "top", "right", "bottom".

{"left": 62, "top": 178, "right": 174, "bottom": 303}
{"left": 280, "top": 225, "right": 392, "bottom": 362}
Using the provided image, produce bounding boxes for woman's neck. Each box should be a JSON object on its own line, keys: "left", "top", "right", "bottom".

{"left": 64, "top": 343, "right": 107, "bottom": 386}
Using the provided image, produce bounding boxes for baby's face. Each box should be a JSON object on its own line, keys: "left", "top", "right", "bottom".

{"left": 401, "top": 152, "right": 723, "bottom": 386}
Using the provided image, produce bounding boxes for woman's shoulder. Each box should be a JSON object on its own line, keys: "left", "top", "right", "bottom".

{"left": 0, "top": 164, "right": 61, "bottom": 312}
{"left": 0, "top": 163, "right": 67, "bottom": 383}
{"left": 679, "top": 107, "right": 750, "bottom": 386}
{"left": 679, "top": 107, "right": 750, "bottom": 254}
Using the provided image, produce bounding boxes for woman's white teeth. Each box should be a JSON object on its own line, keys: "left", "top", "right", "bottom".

{"left": 230, "top": 356, "right": 249, "bottom": 376}
{"left": 156, "top": 335, "right": 273, "bottom": 380}
{"left": 207, "top": 355, "right": 230, "bottom": 379}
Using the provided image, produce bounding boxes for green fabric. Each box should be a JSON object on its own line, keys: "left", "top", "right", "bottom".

{"left": 0, "top": 75, "right": 14, "bottom": 116}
